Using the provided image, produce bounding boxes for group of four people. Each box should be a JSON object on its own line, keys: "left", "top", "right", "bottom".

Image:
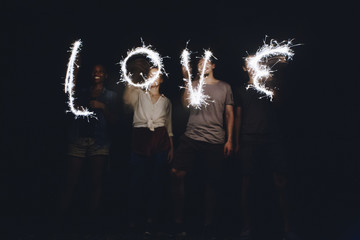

{"left": 60, "top": 54, "right": 299, "bottom": 240}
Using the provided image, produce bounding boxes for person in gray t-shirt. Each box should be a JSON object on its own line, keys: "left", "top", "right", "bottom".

{"left": 185, "top": 79, "right": 234, "bottom": 144}
{"left": 170, "top": 57, "right": 234, "bottom": 238}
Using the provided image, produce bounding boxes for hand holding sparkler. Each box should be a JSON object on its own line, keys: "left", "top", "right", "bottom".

{"left": 119, "top": 43, "right": 165, "bottom": 91}
{"left": 181, "top": 65, "right": 191, "bottom": 81}
{"left": 180, "top": 65, "right": 191, "bottom": 107}
{"left": 180, "top": 48, "right": 213, "bottom": 109}
{"left": 89, "top": 100, "right": 105, "bottom": 110}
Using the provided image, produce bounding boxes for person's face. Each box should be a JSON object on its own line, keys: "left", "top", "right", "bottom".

{"left": 92, "top": 65, "right": 107, "bottom": 83}
{"left": 197, "top": 58, "right": 214, "bottom": 75}
{"left": 243, "top": 56, "right": 252, "bottom": 72}
{"left": 242, "top": 65, "right": 248, "bottom": 72}
{"left": 243, "top": 57, "right": 254, "bottom": 81}
{"left": 149, "top": 68, "right": 163, "bottom": 87}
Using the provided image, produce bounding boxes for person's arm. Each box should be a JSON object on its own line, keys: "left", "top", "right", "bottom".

{"left": 168, "top": 136, "right": 174, "bottom": 163}
{"left": 224, "top": 104, "right": 234, "bottom": 157}
{"left": 90, "top": 92, "right": 118, "bottom": 124}
{"left": 123, "top": 85, "right": 142, "bottom": 107}
{"left": 165, "top": 101, "right": 174, "bottom": 162}
{"left": 103, "top": 93, "right": 119, "bottom": 124}
{"left": 181, "top": 88, "right": 190, "bottom": 108}
{"left": 181, "top": 65, "right": 191, "bottom": 108}
{"left": 235, "top": 106, "right": 242, "bottom": 154}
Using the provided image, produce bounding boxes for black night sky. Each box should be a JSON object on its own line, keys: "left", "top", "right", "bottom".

{"left": 1, "top": 1, "right": 359, "bottom": 239}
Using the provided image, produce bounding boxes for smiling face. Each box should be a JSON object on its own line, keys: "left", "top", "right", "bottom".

{"left": 92, "top": 65, "right": 107, "bottom": 84}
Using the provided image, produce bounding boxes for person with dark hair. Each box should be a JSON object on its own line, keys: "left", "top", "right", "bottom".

{"left": 60, "top": 64, "right": 118, "bottom": 216}
{"left": 234, "top": 56, "right": 301, "bottom": 240}
{"left": 170, "top": 57, "right": 234, "bottom": 240}
{"left": 123, "top": 65, "right": 174, "bottom": 239}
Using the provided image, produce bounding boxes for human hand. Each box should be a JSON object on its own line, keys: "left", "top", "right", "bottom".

{"left": 182, "top": 65, "right": 192, "bottom": 79}
{"left": 224, "top": 141, "right": 233, "bottom": 157}
{"left": 167, "top": 148, "right": 174, "bottom": 164}
{"left": 89, "top": 100, "right": 105, "bottom": 110}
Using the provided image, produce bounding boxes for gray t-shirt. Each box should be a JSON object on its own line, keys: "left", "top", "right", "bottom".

{"left": 185, "top": 80, "right": 234, "bottom": 144}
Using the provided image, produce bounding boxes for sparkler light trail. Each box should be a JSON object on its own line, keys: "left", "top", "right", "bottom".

{"left": 64, "top": 40, "right": 95, "bottom": 118}
{"left": 245, "top": 38, "right": 295, "bottom": 100}
{"left": 119, "top": 43, "right": 165, "bottom": 90}
{"left": 180, "top": 48, "right": 213, "bottom": 109}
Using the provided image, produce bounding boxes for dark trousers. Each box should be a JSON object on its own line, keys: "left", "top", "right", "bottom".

{"left": 128, "top": 151, "right": 169, "bottom": 224}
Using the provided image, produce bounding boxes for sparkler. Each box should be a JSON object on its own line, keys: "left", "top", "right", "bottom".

{"left": 180, "top": 48, "right": 213, "bottom": 109}
{"left": 64, "top": 40, "right": 95, "bottom": 118}
{"left": 119, "top": 43, "right": 165, "bottom": 90}
{"left": 246, "top": 38, "right": 295, "bottom": 100}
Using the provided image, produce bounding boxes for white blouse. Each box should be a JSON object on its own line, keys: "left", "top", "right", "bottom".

{"left": 128, "top": 88, "right": 173, "bottom": 137}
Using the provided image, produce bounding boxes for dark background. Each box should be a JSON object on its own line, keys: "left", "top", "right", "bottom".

{"left": 1, "top": 1, "right": 359, "bottom": 239}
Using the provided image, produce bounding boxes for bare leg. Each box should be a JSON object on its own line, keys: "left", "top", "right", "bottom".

{"left": 171, "top": 168, "right": 187, "bottom": 224}
{"left": 273, "top": 172, "right": 290, "bottom": 233}
{"left": 60, "top": 156, "right": 84, "bottom": 214}
{"left": 241, "top": 175, "right": 251, "bottom": 231}
{"left": 88, "top": 155, "right": 106, "bottom": 214}
{"left": 204, "top": 183, "right": 217, "bottom": 226}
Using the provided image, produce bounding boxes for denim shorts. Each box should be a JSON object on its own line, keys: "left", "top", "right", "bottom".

{"left": 67, "top": 137, "right": 109, "bottom": 158}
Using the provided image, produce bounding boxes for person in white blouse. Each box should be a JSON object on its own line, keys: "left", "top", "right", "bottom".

{"left": 123, "top": 67, "right": 174, "bottom": 238}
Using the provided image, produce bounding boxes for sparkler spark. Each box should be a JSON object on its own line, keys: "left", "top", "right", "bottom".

{"left": 119, "top": 43, "right": 165, "bottom": 90}
{"left": 180, "top": 48, "right": 213, "bottom": 109}
{"left": 64, "top": 40, "right": 95, "bottom": 118}
{"left": 246, "top": 38, "right": 295, "bottom": 100}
